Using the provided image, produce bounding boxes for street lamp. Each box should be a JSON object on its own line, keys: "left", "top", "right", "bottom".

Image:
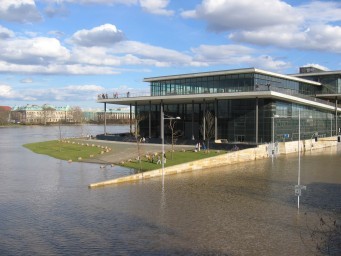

{"left": 271, "top": 114, "right": 279, "bottom": 158}
{"left": 161, "top": 110, "right": 180, "bottom": 184}
{"left": 295, "top": 109, "right": 306, "bottom": 210}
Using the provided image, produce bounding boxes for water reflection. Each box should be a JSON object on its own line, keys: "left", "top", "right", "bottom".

{"left": 0, "top": 125, "right": 340, "bottom": 255}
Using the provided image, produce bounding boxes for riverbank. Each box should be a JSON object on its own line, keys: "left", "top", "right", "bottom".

{"left": 89, "top": 136, "right": 340, "bottom": 188}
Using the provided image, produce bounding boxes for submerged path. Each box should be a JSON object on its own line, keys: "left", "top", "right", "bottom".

{"left": 74, "top": 139, "right": 194, "bottom": 164}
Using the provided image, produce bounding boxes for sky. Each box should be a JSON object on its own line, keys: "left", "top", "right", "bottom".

{"left": 0, "top": 0, "right": 341, "bottom": 109}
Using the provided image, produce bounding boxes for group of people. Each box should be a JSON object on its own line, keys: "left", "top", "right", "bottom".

{"left": 98, "top": 93, "right": 108, "bottom": 99}
{"left": 97, "top": 91, "right": 130, "bottom": 99}
{"left": 194, "top": 141, "right": 206, "bottom": 152}
{"left": 145, "top": 153, "right": 166, "bottom": 164}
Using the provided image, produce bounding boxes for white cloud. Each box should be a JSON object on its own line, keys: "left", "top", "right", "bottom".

{"left": 182, "top": 0, "right": 341, "bottom": 54}
{"left": 0, "top": 22, "right": 292, "bottom": 75}
{"left": 42, "top": 0, "right": 137, "bottom": 6}
{"left": 44, "top": 0, "right": 174, "bottom": 16}
{"left": 21, "top": 78, "right": 34, "bottom": 83}
{"left": 70, "top": 24, "right": 125, "bottom": 47}
{"left": 65, "top": 85, "right": 104, "bottom": 92}
{"left": 191, "top": 44, "right": 290, "bottom": 71}
{"left": 191, "top": 44, "right": 253, "bottom": 63}
{"left": 44, "top": 4, "right": 68, "bottom": 18}
{"left": 0, "top": 37, "right": 70, "bottom": 65}
{"left": 0, "top": 83, "right": 106, "bottom": 102}
{"left": 0, "top": 84, "right": 15, "bottom": 99}
{"left": 297, "top": 1, "right": 341, "bottom": 24}
{"left": 0, "top": 0, "right": 42, "bottom": 23}
{"left": 70, "top": 39, "right": 195, "bottom": 67}
{"left": 139, "top": 0, "right": 174, "bottom": 16}
{"left": 230, "top": 24, "right": 341, "bottom": 53}
{"left": 181, "top": 0, "right": 300, "bottom": 31}
{"left": 111, "top": 41, "right": 193, "bottom": 66}
{"left": 0, "top": 25, "right": 14, "bottom": 39}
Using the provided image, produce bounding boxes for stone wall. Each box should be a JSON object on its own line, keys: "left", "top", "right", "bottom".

{"left": 89, "top": 137, "right": 339, "bottom": 188}
{"left": 278, "top": 136, "right": 338, "bottom": 155}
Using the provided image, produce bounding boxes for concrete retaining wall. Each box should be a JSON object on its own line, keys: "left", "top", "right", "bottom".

{"left": 89, "top": 145, "right": 269, "bottom": 188}
{"left": 89, "top": 137, "right": 339, "bottom": 188}
{"left": 278, "top": 136, "right": 338, "bottom": 154}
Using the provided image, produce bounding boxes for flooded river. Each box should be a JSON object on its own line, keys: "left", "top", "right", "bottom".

{"left": 0, "top": 125, "right": 340, "bottom": 255}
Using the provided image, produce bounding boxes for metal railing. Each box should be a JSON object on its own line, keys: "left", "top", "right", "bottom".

{"left": 98, "top": 86, "right": 336, "bottom": 107}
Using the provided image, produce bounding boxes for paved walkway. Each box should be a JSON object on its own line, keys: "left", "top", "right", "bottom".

{"left": 75, "top": 139, "right": 194, "bottom": 164}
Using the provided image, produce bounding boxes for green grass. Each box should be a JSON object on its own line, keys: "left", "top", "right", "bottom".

{"left": 121, "top": 150, "right": 227, "bottom": 171}
{"left": 23, "top": 140, "right": 107, "bottom": 162}
{"left": 23, "top": 140, "right": 227, "bottom": 171}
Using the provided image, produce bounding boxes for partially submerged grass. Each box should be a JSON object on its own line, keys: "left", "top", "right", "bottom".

{"left": 121, "top": 150, "right": 227, "bottom": 172}
{"left": 23, "top": 140, "right": 108, "bottom": 162}
{"left": 23, "top": 140, "right": 227, "bottom": 171}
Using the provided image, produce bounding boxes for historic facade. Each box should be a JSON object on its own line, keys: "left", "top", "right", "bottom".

{"left": 11, "top": 104, "right": 73, "bottom": 124}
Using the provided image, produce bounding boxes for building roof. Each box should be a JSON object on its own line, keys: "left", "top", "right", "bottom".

{"left": 143, "top": 67, "right": 321, "bottom": 86}
{"left": 12, "top": 104, "right": 70, "bottom": 111}
{"left": 0, "top": 106, "right": 11, "bottom": 111}
{"left": 290, "top": 70, "right": 341, "bottom": 78}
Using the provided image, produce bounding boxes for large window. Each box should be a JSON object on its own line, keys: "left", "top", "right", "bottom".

{"left": 150, "top": 72, "right": 319, "bottom": 97}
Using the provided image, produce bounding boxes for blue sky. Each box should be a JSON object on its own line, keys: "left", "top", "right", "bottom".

{"left": 1, "top": 0, "right": 341, "bottom": 109}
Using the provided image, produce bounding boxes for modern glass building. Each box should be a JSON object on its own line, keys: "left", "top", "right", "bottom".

{"left": 98, "top": 67, "right": 341, "bottom": 144}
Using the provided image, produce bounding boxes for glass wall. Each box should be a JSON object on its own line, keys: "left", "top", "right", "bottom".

{"left": 136, "top": 99, "right": 340, "bottom": 144}
{"left": 273, "top": 101, "right": 340, "bottom": 142}
{"left": 150, "top": 72, "right": 320, "bottom": 97}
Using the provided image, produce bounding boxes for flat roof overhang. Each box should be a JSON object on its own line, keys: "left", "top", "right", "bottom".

{"left": 291, "top": 70, "right": 341, "bottom": 77}
{"left": 315, "top": 94, "right": 341, "bottom": 101}
{"left": 143, "top": 68, "right": 321, "bottom": 86}
{"left": 97, "top": 91, "right": 341, "bottom": 112}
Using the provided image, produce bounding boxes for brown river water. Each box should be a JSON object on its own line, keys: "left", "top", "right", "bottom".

{"left": 0, "top": 125, "right": 340, "bottom": 255}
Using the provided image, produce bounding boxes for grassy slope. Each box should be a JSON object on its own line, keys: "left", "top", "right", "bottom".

{"left": 23, "top": 140, "right": 106, "bottom": 162}
{"left": 24, "top": 140, "right": 227, "bottom": 171}
{"left": 122, "top": 150, "right": 226, "bottom": 171}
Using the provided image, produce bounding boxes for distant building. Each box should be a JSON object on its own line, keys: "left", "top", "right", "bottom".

{"left": 11, "top": 104, "right": 73, "bottom": 124}
{"left": 0, "top": 106, "right": 11, "bottom": 124}
{"left": 97, "top": 107, "right": 134, "bottom": 123}
{"left": 83, "top": 110, "right": 99, "bottom": 123}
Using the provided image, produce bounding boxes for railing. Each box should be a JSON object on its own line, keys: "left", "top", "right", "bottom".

{"left": 98, "top": 86, "right": 336, "bottom": 107}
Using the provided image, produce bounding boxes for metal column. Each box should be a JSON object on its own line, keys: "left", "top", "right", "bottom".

{"left": 104, "top": 103, "right": 107, "bottom": 135}
{"left": 256, "top": 98, "right": 259, "bottom": 144}
{"left": 129, "top": 104, "right": 132, "bottom": 134}
{"left": 160, "top": 102, "right": 164, "bottom": 140}
{"left": 149, "top": 101, "right": 152, "bottom": 138}
{"left": 203, "top": 100, "right": 206, "bottom": 141}
{"left": 191, "top": 100, "right": 194, "bottom": 140}
{"left": 135, "top": 101, "right": 138, "bottom": 136}
{"left": 214, "top": 99, "right": 218, "bottom": 141}
{"left": 335, "top": 98, "right": 338, "bottom": 135}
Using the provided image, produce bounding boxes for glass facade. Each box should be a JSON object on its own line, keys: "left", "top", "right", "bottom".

{"left": 136, "top": 99, "right": 340, "bottom": 144}
{"left": 130, "top": 69, "right": 341, "bottom": 144}
{"left": 294, "top": 73, "right": 341, "bottom": 94}
{"left": 150, "top": 72, "right": 320, "bottom": 97}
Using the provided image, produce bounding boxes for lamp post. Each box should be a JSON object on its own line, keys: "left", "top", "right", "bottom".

{"left": 161, "top": 110, "right": 180, "bottom": 184}
{"left": 295, "top": 109, "right": 306, "bottom": 210}
{"left": 329, "top": 113, "right": 333, "bottom": 136}
{"left": 272, "top": 114, "right": 279, "bottom": 158}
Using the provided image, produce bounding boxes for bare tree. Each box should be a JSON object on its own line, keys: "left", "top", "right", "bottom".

{"left": 168, "top": 119, "right": 182, "bottom": 159}
{"left": 133, "top": 114, "right": 146, "bottom": 169}
{"left": 70, "top": 106, "right": 83, "bottom": 123}
{"left": 0, "top": 108, "right": 10, "bottom": 125}
{"left": 200, "top": 110, "right": 215, "bottom": 152}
